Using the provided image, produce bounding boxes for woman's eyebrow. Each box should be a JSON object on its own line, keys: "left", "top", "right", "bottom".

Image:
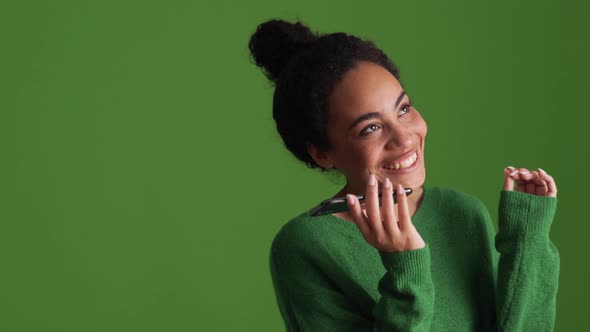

{"left": 393, "top": 91, "right": 407, "bottom": 110}
{"left": 348, "top": 91, "right": 407, "bottom": 130}
{"left": 348, "top": 112, "right": 382, "bottom": 130}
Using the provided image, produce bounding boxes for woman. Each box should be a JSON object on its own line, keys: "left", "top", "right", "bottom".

{"left": 249, "top": 19, "right": 559, "bottom": 331}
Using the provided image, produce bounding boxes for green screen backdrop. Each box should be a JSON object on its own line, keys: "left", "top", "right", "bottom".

{"left": 1, "top": 0, "right": 588, "bottom": 331}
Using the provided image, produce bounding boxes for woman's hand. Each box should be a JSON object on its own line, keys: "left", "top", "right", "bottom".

{"left": 345, "top": 174, "right": 426, "bottom": 253}
{"left": 503, "top": 166, "right": 557, "bottom": 197}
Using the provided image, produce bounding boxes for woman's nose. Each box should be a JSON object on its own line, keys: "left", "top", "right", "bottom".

{"left": 385, "top": 125, "right": 412, "bottom": 149}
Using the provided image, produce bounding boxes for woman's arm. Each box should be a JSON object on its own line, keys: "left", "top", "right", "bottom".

{"left": 270, "top": 175, "right": 435, "bottom": 331}
{"left": 480, "top": 167, "right": 559, "bottom": 331}
{"left": 494, "top": 189, "right": 559, "bottom": 331}
{"left": 270, "top": 237, "right": 434, "bottom": 332}
{"left": 372, "top": 246, "right": 435, "bottom": 331}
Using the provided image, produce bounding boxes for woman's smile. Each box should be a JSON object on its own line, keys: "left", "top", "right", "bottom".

{"left": 381, "top": 149, "right": 419, "bottom": 172}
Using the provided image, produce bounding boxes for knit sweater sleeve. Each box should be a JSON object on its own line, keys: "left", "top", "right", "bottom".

{"left": 479, "top": 190, "right": 560, "bottom": 331}
{"left": 372, "top": 246, "right": 435, "bottom": 331}
{"left": 270, "top": 228, "right": 435, "bottom": 332}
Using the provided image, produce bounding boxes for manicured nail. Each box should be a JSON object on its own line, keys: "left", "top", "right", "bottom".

{"left": 346, "top": 194, "right": 355, "bottom": 205}
{"left": 539, "top": 168, "right": 546, "bottom": 174}
{"left": 509, "top": 170, "right": 519, "bottom": 176}
{"left": 519, "top": 170, "right": 530, "bottom": 174}
{"left": 369, "top": 174, "right": 376, "bottom": 186}
{"left": 384, "top": 178, "right": 391, "bottom": 188}
{"left": 398, "top": 184, "right": 404, "bottom": 195}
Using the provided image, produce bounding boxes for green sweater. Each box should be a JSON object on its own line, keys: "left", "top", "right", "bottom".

{"left": 269, "top": 184, "right": 559, "bottom": 331}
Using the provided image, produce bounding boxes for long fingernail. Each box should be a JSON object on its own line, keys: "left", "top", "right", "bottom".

{"left": 346, "top": 194, "right": 355, "bottom": 205}
{"left": 539, "top": 168, "right": 546, "bottom": 174}
{"left": 519, "top": 170, "right": 530, "bottom": 174}
{"left": 398, "top": 183, "right": 404, "bottom": 195}
{"left": 384, "top": 178, "right": 391, "bottom": 188}
{"left": 369, "top": 174, "right": 376, "bottom": 186}
{"left": 509, "top": 170, "right": 519, "bottom": 176}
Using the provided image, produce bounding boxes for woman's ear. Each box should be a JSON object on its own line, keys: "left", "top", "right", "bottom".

{"left": 306, "top": 142, "right": 335, "bottom": 169}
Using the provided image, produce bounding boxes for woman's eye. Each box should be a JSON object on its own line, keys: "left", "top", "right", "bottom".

{"left": 400, "top": 104, "right": 412, "bottom": 115}
{"left": 359, "top": 105, "right": 412, "bottom": 135}
{"left": 360, "top": 124, "right": 380, "bottom": 135}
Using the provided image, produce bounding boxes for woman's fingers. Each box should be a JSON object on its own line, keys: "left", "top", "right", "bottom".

{"left": 524, "top": 172, "right": 537, "bottom": 193}
{"left": 346, "top": 194, "right": 370, "bottom": 235}
{"left": 507, "top": 168, "right": 525, "bottom": 192}
{"left": 502, "top": 166, "right": 558, "bottom": 198}
{"left": 380, "top": 178, "right": 399, "bottom": 236}
{"left": 347, "top": 174, "right": 426, "bottom": 252}
{"left": 516, "top": 168, "right": 531, "bottom": 193}
{"left": 365, "top": 174, "right": 384, "bottom": 238}
{"left": 503, "top": 166, "right": 516, "bottom": 191}
{"left": 396, "top": 183, "right": 425, "bottom": 250}
{"left": 530, "top": 171, "right": 549, "bottom": 196}
{"left": 396, "top": 183, "right": 412, "bottom": 231}
{"left": 538, "top": 168, "right": 558, "bottom": 197}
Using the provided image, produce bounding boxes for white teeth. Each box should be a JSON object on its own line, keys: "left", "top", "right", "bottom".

{"left": 384, "top": 152, "right": 417, "bottom": 170}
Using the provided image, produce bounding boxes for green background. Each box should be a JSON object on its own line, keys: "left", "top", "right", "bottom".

{"left": 1, "top": 0, "right": 588, "bottom": 331}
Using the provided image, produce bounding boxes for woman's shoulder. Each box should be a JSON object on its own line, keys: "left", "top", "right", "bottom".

{"left": 270, "top": 211, "right": 324, "bottom": 255}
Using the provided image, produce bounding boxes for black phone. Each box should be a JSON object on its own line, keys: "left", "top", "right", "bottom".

{"left": 307, "top": 188, "right": 413, "bottom": 217}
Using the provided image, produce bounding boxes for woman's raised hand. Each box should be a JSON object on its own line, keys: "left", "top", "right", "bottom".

{"left": 346, "top": 174, "right": 426, "bottom": 253}
{"left": 503, "top": 166, "right": 557, "bottom": 197}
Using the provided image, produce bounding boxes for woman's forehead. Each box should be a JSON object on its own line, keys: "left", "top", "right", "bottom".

{"left": 329, "top": 62, "right": 404, "bottom": 119}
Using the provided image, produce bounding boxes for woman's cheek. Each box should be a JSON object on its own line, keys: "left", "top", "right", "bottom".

{"left": 413, "top": 112, "right": 428, "bottom": 137}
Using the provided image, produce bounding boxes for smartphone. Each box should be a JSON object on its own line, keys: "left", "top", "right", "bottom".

{"left": 307, "top": 188, "right": 413, "bottom": 217}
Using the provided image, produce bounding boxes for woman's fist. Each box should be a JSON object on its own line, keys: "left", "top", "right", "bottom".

{"left": 345, "top": 174, "right": 426, "bottom": 253}
{"left": 503, "top": 166, "right": 557, "bottom": 197}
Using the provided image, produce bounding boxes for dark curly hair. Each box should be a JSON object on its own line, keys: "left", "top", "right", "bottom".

{"left": 248, "top": 19, "right": 402, "bottom": 172}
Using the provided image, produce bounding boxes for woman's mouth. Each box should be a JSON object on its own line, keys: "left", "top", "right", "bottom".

{"left": 381, "top": 150, "right": 419, "bottom": 174}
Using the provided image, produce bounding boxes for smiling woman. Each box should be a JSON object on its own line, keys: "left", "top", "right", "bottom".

{"left": 312, "top": 61, "right": 427, "bottom": 222}
{"left": 249, "top": 18, "right": 560, "bottom": 331}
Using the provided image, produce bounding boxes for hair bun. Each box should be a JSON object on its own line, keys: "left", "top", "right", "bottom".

{"left": 249, "top": 19, "right": 318, "bottom": 83}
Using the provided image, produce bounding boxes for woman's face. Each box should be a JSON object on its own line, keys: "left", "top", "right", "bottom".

{"left": 310, "top": 61, "right": 428, "bottom": 193}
